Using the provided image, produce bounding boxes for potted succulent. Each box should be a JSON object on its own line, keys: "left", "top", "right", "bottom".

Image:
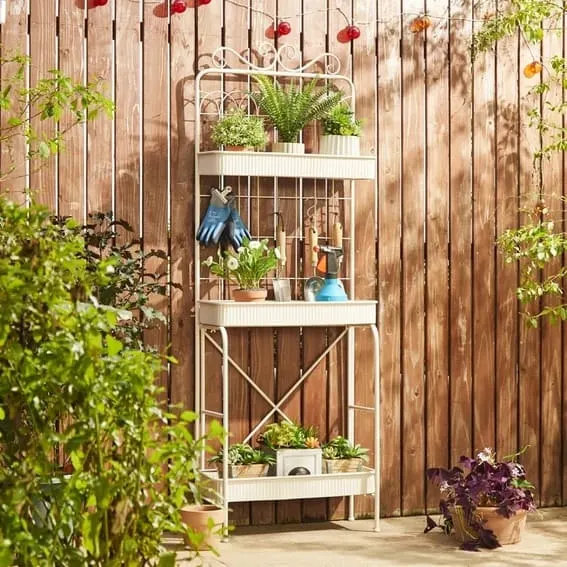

{"left": 203, "top": 239, "right": 280, "bottom": 302}
{"left": 210, "top": 443, "right": 274, "bottom": 478}
{"left": 211, "top": 109, "right": 267, "bottom": 151}
{"left": 319, "top": 102, "right": 362, "bottom": 156}
{"left": 252, "top": 75, "right": 342, "bottom": 154}
{"left": 322, "top": 436, "right": 368, "bottom": 473}
{"left": 425, "top": 448, "right": 536, "bottom": 551}
{"left": 258, "top": 421, "right": 322, "bottom": 476}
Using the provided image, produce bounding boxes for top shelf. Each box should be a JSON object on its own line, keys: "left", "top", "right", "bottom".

{"left": 197, "top": 151, "right": 376, "bottom": 180}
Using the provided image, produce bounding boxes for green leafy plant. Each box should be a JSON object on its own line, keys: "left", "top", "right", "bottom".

{"left": 203, "top": 238, "right": 279, "bottom": 290}
{"left": 211, "top": 109, "right": 267, "bottom": 149}
{"left": 0, "top": 198, "right": 222, "bottom": 566}
{"left": 258, "top": 422, "right": 320, "bottom": 450}
{"left": 210, "top": 443, "right": 275, "bottom": 466}
{"left": 321, "top": 436, "right": 368, "bottom": 461}
{"left": 251, "top": 75, "right": 342, "bottom": 143}
{"left": 54, "top": 212, "right": 175, "bottom": 351}
{"left": 0, "top": 52, "right": 113, "bottom": 186}
{"left": 321, "top": 103, "right": 362, "bottom": 137}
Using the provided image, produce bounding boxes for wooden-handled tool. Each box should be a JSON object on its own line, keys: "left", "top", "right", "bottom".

{"left": 331, "top": 213, "right": 343, "bottom": 249}
{"left": 274, "top": 212, "right": 286, "bottom": 267}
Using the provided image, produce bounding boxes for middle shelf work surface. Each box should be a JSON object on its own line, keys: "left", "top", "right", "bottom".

{"left": 198, "top": 300, "right": 378, "bottom": 328}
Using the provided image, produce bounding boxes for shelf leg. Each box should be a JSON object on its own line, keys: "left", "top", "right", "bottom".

{"left": 371, "top": 324, "right": 380, "bottom": 532}
{"left": 347, "top": 326, "right": 355, "bottom": 522}
{"left": 219, "top": 326, "right": 230, "bottom": 541}
{"left": 199, "top": 328, "right": 206, "bottom": 470}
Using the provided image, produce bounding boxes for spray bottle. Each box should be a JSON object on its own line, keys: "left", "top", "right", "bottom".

{"left": 315, "top": 246, "right": 348, "bottom": 302}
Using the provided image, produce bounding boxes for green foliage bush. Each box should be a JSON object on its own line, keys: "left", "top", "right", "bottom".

{"left": 211, "top": 109, "right": 266, "bottom": 149}
{"left": 321, "top": 103, "right": 362, "bottom": 137}
{"left": 0, "top": 200, "right": 220, "bottom": 565}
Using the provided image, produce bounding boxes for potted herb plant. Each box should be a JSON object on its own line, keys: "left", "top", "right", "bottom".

{"left": 252, "top": 75, "right": 342, "bottom": 154}
{"left": 319, "top": 102, "right": 362, "bottom": 156}
{"left": 211, "top": 109, "right": 267, "bottom": 151}
{"left": 322, "top": 436, "right": 368, "bottom": 473}
{"left": 210, "top": 442, "right": 274, "bottom": 478}
{"left": 258, "top": 421, "right": 322, "bottom": 476}
{"left": 203, "top": 238, "right": 279, "bottom": 302}
{"left": 426, "top": 448, "right": 536, "bottom": 551}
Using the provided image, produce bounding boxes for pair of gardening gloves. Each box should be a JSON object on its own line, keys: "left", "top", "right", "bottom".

{"left": 196, "top": 186, "right": 251, "bottom": 249}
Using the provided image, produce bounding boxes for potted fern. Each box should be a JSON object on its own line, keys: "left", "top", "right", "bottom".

{"left": 320, "top": 102, "right": 362, "bottom": 156}
{"left": 252, "top": 76, "right": 342, "bottom": 154}
{"left": 211, "top": 109, "right": 267, "bottom": 151}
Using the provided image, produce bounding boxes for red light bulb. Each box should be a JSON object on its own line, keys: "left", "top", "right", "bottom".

{"left": 277, "top": 21, "right": 291, "bottom": 36}
{"left": 94, "top": 0, "right": 108, "bottom": 5}
{"left": 200, "top": 0, "right": 212, "bottom": 4}
{"left": 346, "top": 25, "right": 361, "bottom": 40}
{"left": 171, "top": 0, "right": 187, "bottom": 13}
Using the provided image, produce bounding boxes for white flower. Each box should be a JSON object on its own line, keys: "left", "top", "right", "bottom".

{"left": 477, "top": 448, "right": 494, "bottom": 463}
{"left": 106, "top": 265, "right": 115, "bottom": 274}
{"left": 237, "top": 247, "right": 244, "bottom": 253}
{"left": 274, "top": 247, "right": 281, "bottom": 259}
{"left": 248, "top": 241, "right": 262, "bottom": 250}
{"left": 203, "top": 256, "right": 214, "bottom": 267}
{"left": 439, "top": 481, "right": 449, "bottom": 494}
{"left": 226, "top": 257, "right": 239, "bottom": 271}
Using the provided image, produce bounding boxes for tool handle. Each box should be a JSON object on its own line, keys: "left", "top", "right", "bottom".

{"left": 310, "top": 227, "right": 319, "bottom": 267}
{"left": 277, "top": 227, "right": 287, "bottom": 266}
{"left": 332, "top": 221, "right": 343, "bottom": 249}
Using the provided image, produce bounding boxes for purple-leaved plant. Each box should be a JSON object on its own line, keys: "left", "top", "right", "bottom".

{"left": 425, "top": 448, "right": 536, "bottom": 551}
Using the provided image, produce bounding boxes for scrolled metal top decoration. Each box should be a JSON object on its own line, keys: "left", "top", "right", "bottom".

{"left": 209, "top": 43, "right": 342, "bottom": 76}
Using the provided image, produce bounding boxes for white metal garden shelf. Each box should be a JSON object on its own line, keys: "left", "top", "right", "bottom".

{"left": 199, "top": 300, "right": 377, "bottom": 328}
{"left": 202, "top": 468, "right": 376, "bottom": 503}
{"left": 194, "top": 44, "right": 380, "bottom": 538}
{"left": 198, "top": 151, "right": 376, "bottom": 180}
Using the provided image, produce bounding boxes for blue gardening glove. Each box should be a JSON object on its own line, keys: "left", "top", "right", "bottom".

{"left": 226, "top": 201, "right": 251, "bottom": 249}
{"left": 196, "top": 188, "right": 232, "bottom": 246}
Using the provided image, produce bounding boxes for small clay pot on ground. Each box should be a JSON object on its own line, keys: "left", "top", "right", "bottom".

{"left": 180, "top": 504, "right": 224, "bottom": 550}
{"left": 451, "top": 506, "right": 527, "bottom": 545}
{"left": 232, "top": 288, "right": 267, "bottom": 302}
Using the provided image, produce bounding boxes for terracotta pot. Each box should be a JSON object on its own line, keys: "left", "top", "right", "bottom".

{"left": 224, "top": 145, "right": 251, "bottom": 152}
{"left": 181, "top": 504, "right": 224, "bottom": 550}
{"left": 216, "top": 463, "right": 269, "bottom": 478}
{"left": 452, "top": 506, "right": 527, "bottom": 545}
{"left": 232, "top": 288, "right": 267, "bottom": 302}
{"left": 323, "top": 458, "right": 363, "bottom": 474}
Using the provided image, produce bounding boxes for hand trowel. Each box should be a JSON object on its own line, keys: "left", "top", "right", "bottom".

{"left": 273, "top": 213, "right": 291, "bottom": 301}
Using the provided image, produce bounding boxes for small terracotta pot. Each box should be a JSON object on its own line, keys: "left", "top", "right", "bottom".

{"left": 232, "top": 288, "right": 267, "bottom": 302}
{"left": 224, "top": 145, "right": 251, "bottom": 152}
{"left": 181, "top": 504, "right": 224, "bottom": 550}
{"left": 451, "top": 506, "right": 527, "bottom": 545}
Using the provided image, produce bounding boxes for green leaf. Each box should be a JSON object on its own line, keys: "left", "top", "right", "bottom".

{"left": 38, "top": 141, "right": 50, "bottom": 159}
{"left": 0, "top": 407, "right": 5, "bottom": 421}
{"left": 158, "top": 553, "right": 176, "bottom": 567}
{"left": 180, "top": 410, "right": 197, "bottom": 423}
{"left": 81, "top": 512, "right": 102, "bottom": 557}
{"left": 0, "top": 547, "right": 12, "bottom": 567}
{"left": 106, "top": 334, "right": 123, "bottom": 356}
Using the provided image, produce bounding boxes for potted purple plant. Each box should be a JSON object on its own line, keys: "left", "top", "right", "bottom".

{"left": 425, "top": 448, "right": 536, "bottom": 551}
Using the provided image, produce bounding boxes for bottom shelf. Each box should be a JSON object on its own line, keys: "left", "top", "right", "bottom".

{"left": 202, "top": 467, "right": 376, "bottom": 503}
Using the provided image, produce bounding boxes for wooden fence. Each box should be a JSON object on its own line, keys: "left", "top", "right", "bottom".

{"left": 3, "top": 0, "right": 566, "bottom": 522}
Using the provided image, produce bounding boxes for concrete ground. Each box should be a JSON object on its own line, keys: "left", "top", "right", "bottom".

{"left": 172, "top": 507, "right": 567, "bottom": 566}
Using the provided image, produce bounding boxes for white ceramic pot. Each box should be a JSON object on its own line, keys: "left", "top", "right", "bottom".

{"left": 319, "top": 135, "right": 360, "bottom": 156}
{"left": 272, "top": 142, "right": 305, "bottom": 154}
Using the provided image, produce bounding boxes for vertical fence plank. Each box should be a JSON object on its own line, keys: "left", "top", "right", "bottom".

{"left": 86, "top": 0, "right": 113, "bottom": 214}
{"left": 29, "top": 1, "right": 56, "bottom": 208}
{"left": 518, "top": 36, "right": 541, "bottom": 502}
{"left": 540, "top": 24, "right": 562, "bottom": 507}
{"left": 353, "top": 0, "right": 377, "bottom": 520}
{"left": 142, "top": 0, "right": 169, "bottom": 390}
{"left": 223, "top": 0, "right": 251, "bottom": 527}
{"left": 425, "top": 0, "right": 450, "bottom": 512}
{"left": 170, "top": 0, "right": 196, "bottom": 418}
{"left": 377, "top": 0, "right": 402, "bottom": 517}
{"left": 449, "top": 0, "right": 473, "bottom": 467}
{"left": 301, "top": 0, "right": 328, "bottom": 523}
{"left": 1, "top": 0, "right": 28, "bottom": 201}
{"left": 401, "top": 0, "right": 426, "bottom": 515}
{"left": 495, "top": 27, "right": 519, "bottom": 462}
{"left": 115, "top": 0, "right": 141, "bottom": 233}
{"left": 58, "top": 0, "right": 86, "bottom": 219}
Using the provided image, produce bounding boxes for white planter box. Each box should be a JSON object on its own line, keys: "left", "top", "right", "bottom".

{"left": 202, "top": 467, "right": 376, "bottom": 504}
{"left": 198, "top": 300, "right": 377, "bottom": 328}
{"left": 271, "top": 448, "right": 322, "bottom": 476}
{"left": 319, "top": 135, "right": 360, "bottom": 156}
{"left": 197, "top": 151, "right": 376, "bottom": 180}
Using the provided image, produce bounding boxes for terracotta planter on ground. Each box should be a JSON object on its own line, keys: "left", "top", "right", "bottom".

{"left": 323, "top": 458, "right": 363, "bottom": 474}
{"left": 232, "top": 288, "right": 267, "bottom": 302}
{"left": 216, "top": 463, "right": 269, "bottom": 478}
{"left": 452, "top": 506, "right": 527, "bottom": 545}
{"left": 181, "top": 504, "right": 224, "bottom": 550}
